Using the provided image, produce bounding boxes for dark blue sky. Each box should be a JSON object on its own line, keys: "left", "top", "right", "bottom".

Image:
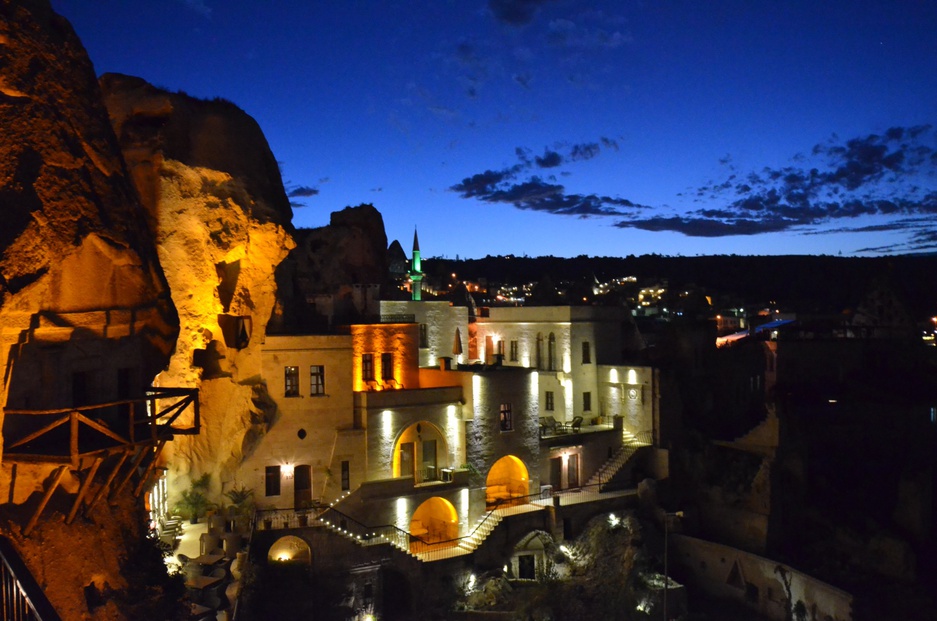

{"left": 52, "top": 0, "right": 937, "bottom": 258}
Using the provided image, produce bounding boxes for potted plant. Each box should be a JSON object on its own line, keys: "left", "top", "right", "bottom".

{"left": 296, "top": 499, "right": 313, "bottom": 527}
{"left": 224, "top": 485, "right": 254, "bottom": 516}
{"left": 177, "top": 473, "right": 211, "bottom": 524}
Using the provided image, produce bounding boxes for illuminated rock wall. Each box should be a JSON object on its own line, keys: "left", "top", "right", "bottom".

{"left": 0, "top": 3, "right": 178, "bottom": 618}
{"left": 0, "top": 3, "right": 178, "bottom": 422}
{"left": 100, "top": 75, "right": 295, "bottom": 497}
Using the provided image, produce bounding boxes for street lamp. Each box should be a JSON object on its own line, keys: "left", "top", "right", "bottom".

{"left": 663, "top": 510, "right": 684, "bottom": 621}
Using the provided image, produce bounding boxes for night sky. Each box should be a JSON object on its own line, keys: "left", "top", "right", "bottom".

{"left": 51, "top": 0, "right": 937, "bottom": 258}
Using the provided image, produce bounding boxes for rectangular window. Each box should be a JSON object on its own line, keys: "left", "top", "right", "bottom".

{"left": 509, "top": 340, "right": 518, "bottom": 362}
{"left": 341, "top": 460, "right": 350, "bottom": 491}
{"left": 545, "top": 391, "right": 554, "bottom": 411}
{"left": 284, "top": 366, "right": 300, "bottom": 397}
{"left": 583, "top": 391, "right": 592, "bottom": 412}
{"left": 310, "top": 365, "right": 325, "bottom": 396}
{"left": 362, "top": 354, "right": 374, "bottom": 382}
{"left": 419, "top": 323, "right": 428, "bottom": 348}
{"left": 265, "top": 466, "right": 281, "bottom": 496}
{"left": 582, "top": 341, "right": 591, "bottom": 364}
{"left": 381, "top": 352, "right": 394, "bottom": 381}
{"left": 499, "top": 403, "right": 513, "bottom": 431}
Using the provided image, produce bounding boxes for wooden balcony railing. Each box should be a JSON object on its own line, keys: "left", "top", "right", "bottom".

{"left": 3, "top": 387, "right": 199, "bottom": 466}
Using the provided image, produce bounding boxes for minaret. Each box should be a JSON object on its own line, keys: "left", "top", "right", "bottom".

{"left": 410, "top": 228, "right": 424, "bottom": 301}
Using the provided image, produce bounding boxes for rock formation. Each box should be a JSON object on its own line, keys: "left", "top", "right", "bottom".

{"left": 0, "top": 2, "right": 179, "bottom": 618}
{"left": 100, "top": 74, "right": 295, "bottom": 497}
{"left": 270, "top": 203, "right": 392, "bottom": 332}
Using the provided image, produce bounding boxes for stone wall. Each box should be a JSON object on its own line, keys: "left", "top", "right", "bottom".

{"left": 672, "top": 534, "right": 853, "bottom": 621}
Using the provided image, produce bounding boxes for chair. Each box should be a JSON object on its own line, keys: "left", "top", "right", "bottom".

{"left": 570, "top": 416, "right": 583, "bottom": 433}
{"left": 201, "top": 582, "right": 229, "bottom": 612}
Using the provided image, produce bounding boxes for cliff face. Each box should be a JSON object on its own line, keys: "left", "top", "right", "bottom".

{"left": 0, "top": 2, "right": 179, "bottom": 618}
{"left": 100, "top": 74, "right": 295, "bottom": 495}
{"left": 0, "top": 2, "right": 178, "bottom": 402}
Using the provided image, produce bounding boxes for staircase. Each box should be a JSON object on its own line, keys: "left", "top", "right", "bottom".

{"left": 452, "top": 511, "right": 504, "bottom": 555}
{"left": 316, "top": 504, "right": 513, "bottom": 563}
{"left": 584, "top": 429, "right": 648, "bottom": 489}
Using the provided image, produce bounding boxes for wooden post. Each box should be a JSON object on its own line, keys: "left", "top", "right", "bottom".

{"left": 112, "top": 446, "right": 149, "bottom": 499}
{"left": 128, "top": 401, "right": 135, "bottom": 444}
{"left": 70, "top": 410, "right": 79, "bottom": 468}
{"left": 85, "top": 451, "right": 130, "bottom": 516}
{"left": 133, "top": 440, "right": 167, "bottom": 498}
{"left": 24, "top": 466, "right": 68, "bottom": 537}
{"left": 66, "top": 456, "right": 103, "bottom": 524}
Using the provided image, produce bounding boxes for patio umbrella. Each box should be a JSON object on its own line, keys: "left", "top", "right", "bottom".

{"left": 453, "top": 328, "right": 463, "bottom": 356}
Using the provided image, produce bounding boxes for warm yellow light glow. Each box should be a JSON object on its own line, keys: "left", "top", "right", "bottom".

{"left": 382, "top": 410, "right": 393, "bottom": 438}
{"left": 627, "top": 369, "right": 638, "bottom": 385}
{"left": 609, "top": 368, "right": 619, "bottom": 383}
{"left": 281, "top": 463, "right": 294, "bottom": 477}
{"left": 472, "top": 374, "right": 482, "bottom": 419}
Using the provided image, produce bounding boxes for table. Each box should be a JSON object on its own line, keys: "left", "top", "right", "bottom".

{"left": 192, "top": 553, "right": 225, "bottom": 567}
{"left": 185, "top": 575, "right": 222, "bottom": 591}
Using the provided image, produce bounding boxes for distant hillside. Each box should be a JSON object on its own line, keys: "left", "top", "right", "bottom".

{"left": 423, "top": 254, "right": 937, "bottom": 318}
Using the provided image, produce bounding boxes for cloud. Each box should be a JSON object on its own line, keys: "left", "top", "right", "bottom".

{"left": 513, "top": 72, "right": 533, "bottom": 88}
{"left": 535, "top": 150, "right": 563, "bottom": 168}
{"left": 178, "top": 0, "right": 211, "bottom": 17}
{"left": 570, "top": 142, "right": 600, "bottom": 161}
{"left": 488, "top": 0, "right": 555, "bottom": 25}
{"left": 547, "top": 18, "right": 630, "bottom": 50}
{"left": 450, "top": 140, "right": 645, "bottom": 217}
{"left": 452, "top": 126, "right": 937, "bottom": 253}
{"left": 288, "top": 186, "right": 319, "bottom": 198}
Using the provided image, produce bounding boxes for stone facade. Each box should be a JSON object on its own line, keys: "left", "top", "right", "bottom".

{"left": 236, "top": 334, "right": 358, "bottom": 509}
{"left": 380, "top": 300, "right": 469, "bottom": 368}
{"left": 473, "top": 306, "right": 624, "bottom": 424}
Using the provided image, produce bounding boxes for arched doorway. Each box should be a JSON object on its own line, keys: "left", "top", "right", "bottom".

{"left": 410, "top": 497, "right": 458, "bottom": 551}
{"left": 393, "top": 421, "right": 448, "bottom": 483}
{"left": 510, "top": 530, "right": 554, "bottom": 580}
{"left": 486, "top": 455, "right": 529, "bottom": 507}
{"left": 267, "top": 535, "right": 312, "bottom": 565}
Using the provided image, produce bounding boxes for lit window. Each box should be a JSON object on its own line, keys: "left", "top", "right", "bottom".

{"left": 284, "top": 366, "right": 299, "bottom": 397}
{"left": 310, "top": 365, "right": 325, "bottom": 396}
{"left": 265, "top": 466, "right": 281, "bottom": 496}
{"left": 545, "top": 391, "right": 554, "bottom": 411}
{"left": 362, "top": 354, "right": 374, "bottom": 382}
{"left": 381, "top": 353, "right": 394, "bottom": 381}
{"left": 583, "top": 391, "right": 592, "bottom": 412}
{"left": 499, "top": 403, "right": 513, "bottom": 431}
{"left": 582, "top": 341, "right": 591, "bottom": 364}
{"left": 509, "top": 340, "right": 518, "bottom": 362}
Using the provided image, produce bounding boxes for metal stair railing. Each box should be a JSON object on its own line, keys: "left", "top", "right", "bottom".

{"left": 0, "top": 536, "right": 61, "bottom": 621}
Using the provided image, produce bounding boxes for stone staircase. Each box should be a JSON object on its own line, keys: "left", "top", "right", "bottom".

{"left": 317, "top": 504, "right": 514, "bottom": 562}
{"left": 584, "top": 430, "right": 648, "bottom": 489}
